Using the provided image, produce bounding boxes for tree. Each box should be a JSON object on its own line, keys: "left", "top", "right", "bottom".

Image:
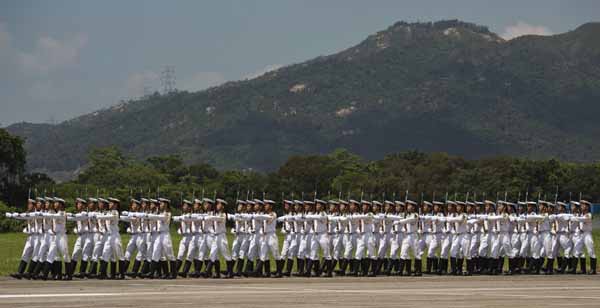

{"left": 0, "top": 129, "right": 26, "bottom": 205}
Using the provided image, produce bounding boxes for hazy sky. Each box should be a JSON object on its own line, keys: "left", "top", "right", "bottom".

{"left": 1, "top": 0, "right": 598, "bottom": 126}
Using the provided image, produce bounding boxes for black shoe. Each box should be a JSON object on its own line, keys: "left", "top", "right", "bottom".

{"left": 439, "top": 258, "right": 447, "bottom": 275}
{"left": 263, "top": 260, "right": 271, "bottom": 278}
{"left": 24, "top": 260, "right": 37, "bottom": 279}
{"left": 108, "top": 261, "right": 117, "bottom": 279}
{"left": 294, "top": 258, "right": 304, "bottom": 276}
{"left": 567, "top": 258, "right": 577, "bottom": 274}
{"left": 98, "top": 260, "right": 108, "bottom": 280}
{"left": 118, "top": 260, "right": 128, "bottom": 279}
{"left": 282, "top": 258, "right": 293, "bottom": 277}
{"left": 127, "top": 260, "right": 141, "bottom": 278}
{"left": 234, "top": 259, "right": 244, "bottom": 277}
{"left": 244, "top": 260, "right": 254, "bottom": 277}
{"left": 274, "top": 259, "right": 284, "bottom": 278}
{"left": 225, "top": 260, "right": 235, "bottom": 278}
{"left": 10, "top": 260, "right": 28, "bottom": 279}
{"left": 579, "top": 257, "right": 587, "bottom": 274}
{"left": 414, "top": 259, "right": 422, "bottom": 276}
{"left": 75, "top": 260, "right": 88, "bottom": 278}
{"left": 169, "top": 260, "right": 177, "bottom": 279}
{"left": 179, "top": 260, "right": 192, "bottom": 278}
{"left": 589, "top": 258, "right": 597, "bottom": 275}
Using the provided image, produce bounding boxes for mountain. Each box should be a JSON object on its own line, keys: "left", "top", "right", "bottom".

{"left": 7, "top": 20, "right": 600, "bottom": 179}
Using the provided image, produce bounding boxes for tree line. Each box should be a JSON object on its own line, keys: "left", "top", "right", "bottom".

{"left": 2, "top": 127, "right": 600, "bottom": 221}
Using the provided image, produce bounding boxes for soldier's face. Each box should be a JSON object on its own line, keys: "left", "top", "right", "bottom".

{"left": 456, "top": 204, "right": 464, "bottom": 212}
{"left": 110, "top": 202, "right": 118, "bottom": 210}
{"left": 254, "top": 204, "right": 261, "bottom": 212}
{"left": 265, "top": 204, "right": 272, "bottom": 212}
{"left": 237, "top": 204, "right": 244, "bottom": 212}
{"left": 27, "top": 202, "right": 35, "bottom": 211}
{"left": 507, "top": 205, "right": 514, "bottom": 214}
{"left": 193, "top": 203, "right": 201, "bottom": 211}
{"left": 36, "top": 201, "right": 43, "bottom": 210}
{"left": 372, "top": 205, "right": 380, "bottom": 212}
{"left": 384, "top": 204, "right": 392, "bottom": 212}
{"left": 582, "top": 204, "right": 590, "bottom": 213}
{"left": 44, "top": 201, "right": 51, "bottom": 210}
{"left": 361, "top": 204, "right": 369, "bottom": 212}
{"left": 407, "top": 204, "right": 414, "bottom": 212}
{"left": 423, "top": 205, "right": 430, "bottom": 212}
{"left": 131, "top": 203, "right": 138, "bottom": 211}
{"left": 433, "top": 204, "right": 441, "bottom": 213}
{"left": 283, "top": 203, "right": 290, "bottom": 212}
{"left": 294, "top": 204, "right": 301, "bottom": 212}
{"left": 316, "top": 203, "right": 323, "bottom": 211}
{"left": 339, "top": 203, "right": 346, "bottom": 212}
{"left": 53, "top": 202, "right": 60, "bottom": 211}
{"left": 216, "top": 202, "right": 224, "bottom": 211}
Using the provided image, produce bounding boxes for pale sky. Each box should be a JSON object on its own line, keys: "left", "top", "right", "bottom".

{"left": 1, "top": 0, "right": 598, "bottom": 126}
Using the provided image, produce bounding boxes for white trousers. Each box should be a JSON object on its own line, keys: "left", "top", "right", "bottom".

{"left": 440, "top": 233, "right": 453, "bottom": 259}
{"left": 556, "top": 233, "right": 573, "bottom": 258}
{"left": 389, "top": 233, "right": 403, "bottom": 260}
{"left": 469, "top": 233, "right": 481, "bottom": 258}
{"left": 400, "top": 233, "right": 421, "bottom": 260}
{"left": 208, "top": 233, "right": 231, "bottom": 262}
{"left": 450, "top": 233, "right": 469, "bottom": 259}
{"left": 332, "top": 233, "right": 344, "bottom": 259}
{"left": 102, "top": 232, "right": 123, "bottom": 261}
{"left": 20, "top": 234, "right": 37, "bottom": 262}
{"left": 92, "top": 233, "right": 107, "bottom": 262}
{"left": 490, "top": 232, "right": 512, "bottom": 258}
{"left": 424, "top": 233, "right": 442, "bottom": 258}
{"left": 355, "top": 233, "right": 376, "bottom": 260}
{"left": 177, "top": 234, "right": 192, "bottom": 260}
{"left": 280, "top": 233, "right": 298, "bottom": 259}
{"left": 342, "top": 233, "right": 357, "bottom": 259}
{"left": 72, "top": 233, "right": 93, "bottom": 262}
{"left": 151, "top": 232, "right": 175, "bottom": 261}
{"left": 259, "top": 233, "right": 280, "bottom": 261}
{"left": 46, "top": 233, "right": 71, "bottom": 262}
{"left": 124, "top": 233, "right": 146, "bottom": 261}
{"left": 37, "top": 232, "right": 52, "bottom": 262}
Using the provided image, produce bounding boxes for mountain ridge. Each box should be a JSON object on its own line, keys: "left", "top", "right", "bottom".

{"left": 7, "top": 19, "right": 600, "bottom": 179}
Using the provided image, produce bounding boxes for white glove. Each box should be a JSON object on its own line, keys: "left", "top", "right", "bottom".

{"left": 5, "top": 212, "right": 12, "bottom": 218}
{"left": 122, "top": 211, "right": 130, "bottom": 216}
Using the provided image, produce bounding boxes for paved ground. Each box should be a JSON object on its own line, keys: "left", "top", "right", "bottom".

{"left": 1, "top": 275, "right": 599, "bottom": 308}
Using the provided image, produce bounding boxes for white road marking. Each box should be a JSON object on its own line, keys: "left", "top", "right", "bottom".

{"left": 2, "top": 285, "right": 600, "bottom": 299}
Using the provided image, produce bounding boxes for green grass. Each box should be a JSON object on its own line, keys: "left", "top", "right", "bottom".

{"left": 0, "top": 231, "right": 598, "bottom": 275}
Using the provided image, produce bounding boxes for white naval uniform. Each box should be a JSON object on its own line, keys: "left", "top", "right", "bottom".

{"left": 122, "top": 212, "right": 145, "bottom": 261}
{"left": 90, "top": 211, "right": 108, "bottom": 262}
{"left": 44, "top": 211, "right": 71, "bottom": 262}
{"left": 354, "top": 212, "right": 377, "bottom": 260}
{"left": 143, "top": 212, "right": 175, "bottom": 261}
{"left": 37, "top": 210, "right": 54, "bottom": 262}
{"left": 8, "top": 212, "right": 38, "bottom": 262}
{"left": 230, "top": 214, "right": 246, "bottom": 260}
{"left": 571, "top": 213, "right": 596, "bottom": 258}
{"left": 69, "top": 212, "right": 93, "bottom": 262}
{"left": 174, "top": 214, "right": 193, "bottom": 260}
{"left": 537, "top": 214, "right": 554, "bottom": 259}
{"left": 305, "top": 212, "right": 331, "bottom": 260}
{"left": 470, "top": 214, "right": 484, "bottom": 259}
{"left": 97, "top": 210, "right": 124, "bottom": 262}
{"left": 205, "top": 212, "right": 232, "bottom": 262}
{"left": 420, "top": 214, "right": 442, "bottom": 259}
{"left": 477, "top": 213, "right": 493, "bottom": 259}
{"left": 509, "top": 214, "right": 522, "bottom": 259}
{"left": 376, "top": 213, "right": 395, "bottom": 259}
{"left": 296, "top": 213, "right": 310, "bottom": 259}
{"left": 488, "top": 214, "right": 513, "bottom": 258}
{"left": 523, "top": 213, "right": 543, "bottom": 259}
{"left": 447, "top": 213, "right": 470, "bottom": 259}
{"left": 554, "top": 214, "right": 573, "bottom": 258}
{"left": 389, "top": 213, "right": 405, "bottom": 260}
{"left": 328, "top": 214, "right": 343, "bottom": 260}
{"left": 280, "top": 213, "right": 298, "bottom": 260}
{"left": 253, "top": 212, "right": 282, "bottom": 261}
{"left": 440, "top": 213, "right": 454, "bottom": 259}
{"left": 398, "top": 213, "right": 421, "bottom": 260}
{"left": 246, "top": 213, "right": 261, "bottom": 262}
{"left": 343, "top": 214, "right": 358, "bottom": 260}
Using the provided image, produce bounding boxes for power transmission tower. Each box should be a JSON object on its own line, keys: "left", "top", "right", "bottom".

{"left": 160, "top": 66, "right": 176, "bottom": 94}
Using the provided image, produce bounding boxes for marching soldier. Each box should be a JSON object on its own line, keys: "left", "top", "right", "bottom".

{"left": 43, "top": 198, "right": 73, "bottom": 280}
{"left": 174, "top": 199, "right": 193, "bottom": 276}
{"left": 121, "top": 199, "right": 145, "bottom": 278}
{"left": 68, "top": 198, "right": 92, "bottom": 278}
{"left": 280, "top": 200, "right": 298, "bottom": 276}
{"left": 5, "top": 198, "right": 37, "bottom": 279}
